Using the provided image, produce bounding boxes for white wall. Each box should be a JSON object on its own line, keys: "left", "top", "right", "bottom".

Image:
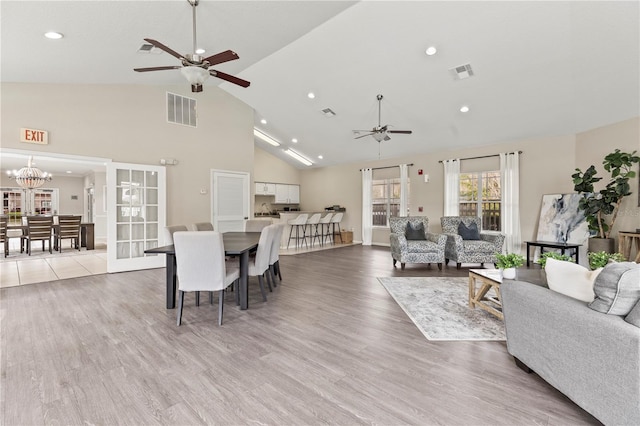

{"left": 1, "top": 82, "right": 254, "bottom": 228}
{"left": 0, "top": 174, "right": 84, "bottom": 216}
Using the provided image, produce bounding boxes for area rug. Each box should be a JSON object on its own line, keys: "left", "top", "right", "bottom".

{"left": 377, "top": 277, "right": 505, "bottom": 341}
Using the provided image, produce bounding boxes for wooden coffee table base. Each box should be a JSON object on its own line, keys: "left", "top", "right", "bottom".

{"left": 469, "top": 269, "right": 503, "bottom": 320}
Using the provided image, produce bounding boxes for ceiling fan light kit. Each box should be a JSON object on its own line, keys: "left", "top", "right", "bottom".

{"left": 134, "top": 0, "right": 250, "bottom": 92}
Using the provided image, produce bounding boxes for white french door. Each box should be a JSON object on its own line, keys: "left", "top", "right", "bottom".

{"left": 211, "top": 170, "right": 249, "bottom": 232}
{"left": 107, "top": 162, "right": 166, "bottom": 273}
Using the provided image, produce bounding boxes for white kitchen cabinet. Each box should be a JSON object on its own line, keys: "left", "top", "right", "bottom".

{"left": 275, "top": 184, "right": 300, "bottom": 203}
{"left": 255, "top": 182, "right": 276, "bottom": 195}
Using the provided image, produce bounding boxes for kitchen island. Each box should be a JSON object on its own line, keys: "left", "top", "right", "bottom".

{"left": 275, "top": 211, "right": 338, "bottom": 249}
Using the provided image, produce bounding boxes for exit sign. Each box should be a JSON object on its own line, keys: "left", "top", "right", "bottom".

{"left": 20, "top": 128, "right": 48, "bottom": 145}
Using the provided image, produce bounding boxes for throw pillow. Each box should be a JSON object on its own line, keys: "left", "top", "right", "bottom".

{"left": 545, "top": 258, "right": 602, "bottom": 303}
{"left": 405, "top": 222, "right": 426, "bottom": 240}
{"left": 457, "top": 221, "right": 480, "bottom": 240}
{"left": 625, "top": 300, "right": 640, "bottom": 328}
{"left": 589, "top": 262, "right": 640, "bottom": 315}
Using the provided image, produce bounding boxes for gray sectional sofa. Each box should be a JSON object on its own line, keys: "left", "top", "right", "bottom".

{"left": 501, "top": 269, "right": 640, "bottom": 426}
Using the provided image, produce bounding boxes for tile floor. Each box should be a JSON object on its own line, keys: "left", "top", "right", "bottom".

{"left": 0, "top": 239, "right": 107, "bottom": 288}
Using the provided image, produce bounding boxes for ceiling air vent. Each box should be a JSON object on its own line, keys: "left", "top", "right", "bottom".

{"left": 449, "top": 63, "right": 474, "bottom": 80}
{"left": 167, "top": 92, "right": 197, "bottom": 127}
{"left": 321, "top": 108, "right": 336, "bottom": 117}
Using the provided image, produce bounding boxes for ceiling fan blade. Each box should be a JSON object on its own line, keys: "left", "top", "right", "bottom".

{"left": 134, "top": 66, "right": 182, "bottom": 72}
{"left": 203, "top": 50, "right": 239, "bottom": 67}
{"left": 387, "top": 130, "right": 413, "bottom": 134}
{"left": 143, "top": 38, "right": 185, "bottom": 61}
{"left": 210, "top": 70, "right": 251, "bottom": 88}
{"left": 354, "top": 132, "right": 374, "bottom": 140}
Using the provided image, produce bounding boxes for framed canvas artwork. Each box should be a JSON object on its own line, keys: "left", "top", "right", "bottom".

{"left": 536, "top": 193, "right": 589, "bottom": 244}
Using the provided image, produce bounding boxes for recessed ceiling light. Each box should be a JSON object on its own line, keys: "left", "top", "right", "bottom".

{"left": 44, "top": 32, "right": 63, "bottom": 40}
{"left": 307, "top": 92, "right": 315, "bottom": 99}
{"left": 260, "top": 119, "right": 267, "bottom": 124}
{"left": 460, "top": 105, "right": 470, "bottom": 113}
{"left": 425, "top": 46, "right": 437, "bottom": 56}
{"left": 291, "top": 138, "right": 298, "bottom": 143}
{"left": 195, "top": 48, "right": 205, "bottom": 54}
{"left": 318, "top": 155, "right": 323, "bottom": 159}
{"left": 66, "top": 171, "right": 72, "bottom": 174}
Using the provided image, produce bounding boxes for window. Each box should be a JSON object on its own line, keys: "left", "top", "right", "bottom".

{"left": 372, "top": 178, "right": 409, "bottom": 226}
{"left": 459, "top": 171, "right": 501, "bottom": 231}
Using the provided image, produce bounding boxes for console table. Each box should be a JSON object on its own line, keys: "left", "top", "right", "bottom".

{"left": 526, "top": 240, "right": 581, "bottom": 266}
{"left": 618, "top": 231, "right": 640, "bottom": 262}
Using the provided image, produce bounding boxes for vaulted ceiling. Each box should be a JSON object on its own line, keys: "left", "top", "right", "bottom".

{"left": 2, "top": 1, "right": 639, "bottom": 170}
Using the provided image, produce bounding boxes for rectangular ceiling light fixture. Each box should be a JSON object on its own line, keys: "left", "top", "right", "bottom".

{"left": 253, "top": 128, "right": 280, "bottom": 146}
{"left": 284, "top": 149, "right": 313, "bottom": 166}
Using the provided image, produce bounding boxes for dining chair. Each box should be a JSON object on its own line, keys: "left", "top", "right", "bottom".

{"left": 55, "top": 215, "right": 82, "bottom": 252}
{"left": 25, "top": 216, "right": 54, "bottom": 255}
{"left": 192, "top": 222, "right": 214, "bottom": 231}
{"left": 268, "top": 223, "right": 286, "bottom": 283}
{"left": 164, "top": 225, "right": 188, "bottom": 245}
{"left": 244, "top": 219, "right": 271, "bottom": 232}
{"left": 0, "top": 215, "right": 8, "bottom": 257}
{"left": 173, "top": 231, "right": 239, "bottom": 326}
{"left": 229, "top": 224, "right": 274, "bottom": 303}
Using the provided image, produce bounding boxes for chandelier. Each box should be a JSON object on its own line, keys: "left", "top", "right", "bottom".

{"left": 7, "top": 156, "right": 53, "bottom": 189}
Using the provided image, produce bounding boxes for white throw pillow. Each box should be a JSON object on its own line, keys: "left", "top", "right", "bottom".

{"left": 545, "top": 258, "right": 603, "bottom": 303}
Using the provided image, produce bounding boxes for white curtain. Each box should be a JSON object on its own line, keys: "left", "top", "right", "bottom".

{"left": 443, "top": 159, "right": 460, "bottom": 216}
{"left": 500, "top": 152, "right": 521, "bottom": 254}
{"left": 361, "top": 168, "right": 373, "bottom": 245}
{"left": 399, "top": 164, "right": 409, "bottom": 217}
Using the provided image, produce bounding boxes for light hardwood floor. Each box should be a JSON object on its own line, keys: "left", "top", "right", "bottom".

{"left": 0, "top": 245, "right": 599, "bottom": 425}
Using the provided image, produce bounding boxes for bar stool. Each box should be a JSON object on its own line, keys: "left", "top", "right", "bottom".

{"left": 330, "top": 212, "right": 343, "bottom": 244}
{"left": 305, "top": 213, "right": 322, "bottom": 247}
{"left": 287, "top": 213, "right": 308, "bottom": 249}
{"left": 318, "top": 213, "right": 333, "bottom": 246}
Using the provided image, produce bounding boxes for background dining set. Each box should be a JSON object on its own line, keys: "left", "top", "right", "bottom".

{"left": 0, "top": 214, "right": 84, "bottom": 257}
{"left": 159, "top": 220, "right": 285, "bottom": 327}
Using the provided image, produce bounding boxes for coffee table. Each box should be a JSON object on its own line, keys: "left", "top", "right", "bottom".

{"left": 469, "top": 269, "right": 503, "bottom": 320}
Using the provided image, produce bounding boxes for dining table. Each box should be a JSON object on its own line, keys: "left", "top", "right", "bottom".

{"left": 7, "top": 222, "right": 95, "bottom": 251}
{"left": 144, "top": 231, "right": 261, "bottom": 310}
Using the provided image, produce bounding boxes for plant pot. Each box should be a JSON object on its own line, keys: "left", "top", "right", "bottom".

{"left": 501, "top": 268, "right": 516, "bottom": 279}
{"left": 588, "top": 237, "right": 615, "bottom": 254}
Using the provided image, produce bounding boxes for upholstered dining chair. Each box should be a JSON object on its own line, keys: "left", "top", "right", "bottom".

{"left": 192, "top": 222, "right": 214, "bottom": 231}
{"left": 173, "top": 231, "right": 239, "bottom": 326}
{"left": 231, "top": 224, "right": 275, "bottom": 302}
{"left": 0, "top": 215, "right": 8, "bottom": 257}
{"left": 164, "top": 225, "right": 188, "bottom": 245}
{"left": 268, "top": 223, "right": 286, "bottom": 283}
{"left": 55, "top": 215, "right": 82, "bottom": 252}
{"left": 25, "top": 215, "right": 54, "bottom": 255}
{"left": 244, "top": 219, "right": 271, "bottom": 232}
{"left": 440, "top": 216, "right": 505, "bottom": 269}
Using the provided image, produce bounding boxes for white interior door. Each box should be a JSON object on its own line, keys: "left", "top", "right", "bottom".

{"left": 107, "top": 162, "right": 166, "bottom": 273}
{"left": 212, "top": 170, "right": 249, "bottom": 232}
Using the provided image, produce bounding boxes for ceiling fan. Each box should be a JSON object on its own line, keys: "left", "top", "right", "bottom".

{"left": 353, "top": 94, "right": 413, "bottom": 142}
{"left": 134, "top": 0, "right": 250, "bottom": 92}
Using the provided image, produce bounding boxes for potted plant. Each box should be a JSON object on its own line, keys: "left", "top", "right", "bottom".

{"left": 587, "top": 251, "right": 625, "bottom": 270}
{"left": 496, "top": 252, "right": 525, "bottom": 279}
{"left": 572, "top": 149, "right": 640, "bottom": 253}
{"left": 537, "top": 252, "right": 575, "bottom": 269}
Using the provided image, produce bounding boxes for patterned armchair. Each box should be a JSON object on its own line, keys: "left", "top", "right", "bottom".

{"left": 389, "top": 216, "right": 446, "bottom": 270}
{"left": 440, "top": 216, "right": 505, "bottom": 269}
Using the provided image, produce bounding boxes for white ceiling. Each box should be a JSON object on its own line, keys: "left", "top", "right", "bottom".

{"left": 2, "top": 0, "right": 639, "bottom": 171}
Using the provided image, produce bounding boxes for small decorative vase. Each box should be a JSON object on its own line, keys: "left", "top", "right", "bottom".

{"left": 502, "top": 268, "right": 516, "bottom": 279}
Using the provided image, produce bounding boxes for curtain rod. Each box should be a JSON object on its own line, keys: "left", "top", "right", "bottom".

{"left": 438, "top": 151, "right": 522, "bottom": 163}
{"left": 359, "top": 163, "right": 414, "bottom": 171}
